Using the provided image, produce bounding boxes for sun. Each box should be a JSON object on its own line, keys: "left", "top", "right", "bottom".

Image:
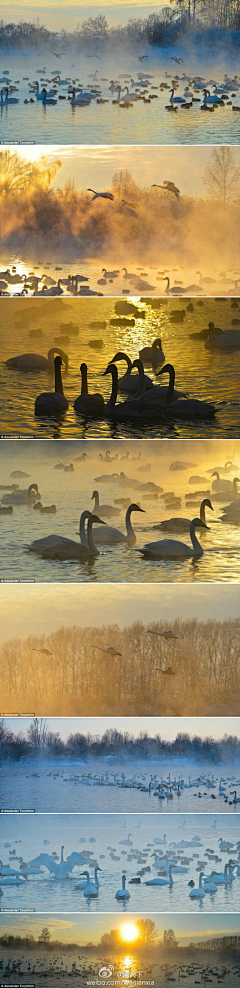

{"left": 120, "top": 923, "right": 139, "bottom": 943}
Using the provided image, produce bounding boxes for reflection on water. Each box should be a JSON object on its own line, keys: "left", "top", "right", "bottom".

{"left": 0, "top": 813, "right": 238, "bottom": 912}
{"left": 1, "top": 297, "right": 240, "bottom": 438}
{"left": 2, "top": 47, "right": 240, "bottom": 145}
{"left": 1, "top": 759, "right": 239, "bottom": 814}
{"left": 0, "top": 437, "right": 240, "bottom": 582}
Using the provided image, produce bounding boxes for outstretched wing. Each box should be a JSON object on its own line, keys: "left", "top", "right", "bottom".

{"left": 66, "top": 852, "right": 86, "bottom": 872}
{"left": 29, "top": 854, "right": 58, "bottom": 876}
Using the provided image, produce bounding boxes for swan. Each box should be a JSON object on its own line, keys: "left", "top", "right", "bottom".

{"left": 29, "top": 514, "right": 106, "bottom": 561}
{"left": 0, "top": 874, "right": 27, "bottom": 885}
{"left": 138, "top": 517, "right": 207, "bottom": 559}
{"left": 139, "top": 338, "right": 165, "bottom": 366}
{"left": 157, "top": 364, "right": 216, "bottom": 418}
{"left": 91, "top": 489, "right": 121, "bottom": 518}
{"left": 1, "top": 483, "right": 39, "bottom": 506}
{"left": 169, "top": 88, "right": 186, "bottom": 103}
{"left": 119, "top": 833, "right": 133, "bottom": 846}
{"left": 41, "top": 88, "right": 57, "bottom": 105}
{"left": 75, "top": 865, "right": 101, "bottom": 891}
{"left": 203, "top": 88, "right": 223, "bottom": 104}
{"left": 35, "top": 355, "right": 69, "bottom": 417}
{"left": 163, "top": 277, "right": 187, "bottom": 295}
{"left": 153, "top": 498, "right": 213, "bottom": 533}
{"left": 115, "top": 874, "right": 130, "bottom": 900}
{"left": 29, "top": 846, "right": 86, "bottom": 878}
{"left": 5, "top": 348, "right": 68, "bottom": 372}
{"left": 91, "top": 503, "right": 145, "bottom": 545}
{"left": 87, "top": 189, "right": 114, "bottom": 201}
{"left": 81, "top": 869, "right": 100, "bottom": 897}
{"left": 74, "top": 363, "right": 104, "bottom": 416}
{"left": 34, "top": 81, "right": 53, "bottom": 100}
{"left": 110, "top": 351, "right": 153, "bottom": 394}
{"left": 211, "top": 471, "right": 239, "bottom": 492}
{"left": 230, "top": 791, "right": 240, "bottom": 803}
{"left": 144, "top": 865, "right": 176, "bottom": 886}
{"left": 70, "top": 88, "right": 91, "bottom": 106}
{"left": 203, "top": 872, "right": 219, "bottom": 892}
{"left": 212, "top": 863, "right": 235, "bottom": 884}
{"left": 205, "top": 322, "right": 240, "bottom": 349}
{"left": 1, "top": 87, "right": 19, "bottom": 104}
{"left": 147, "top": 628, "right": 178, "bottom": 641}
{"left": 152, "top": 181, "right": 180, "bottom": 199}
{"left": 189, "top": 873, "right": 206, "bottom": 898}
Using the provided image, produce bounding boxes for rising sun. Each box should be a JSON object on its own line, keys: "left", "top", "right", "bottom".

{"left": 120, "top": 923, "right": 139, "bottom": 943}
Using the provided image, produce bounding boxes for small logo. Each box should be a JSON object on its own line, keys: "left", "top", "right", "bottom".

{"left": 98, "top": 965, "right": 114, "bottom": 978}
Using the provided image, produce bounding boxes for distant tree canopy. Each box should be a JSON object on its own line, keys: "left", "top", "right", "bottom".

{"left": 0, "top": 150, "right": 61, "bottom": 197}
{"left": 204, "top": 148, "right": 240, "bottom": 206}
{"left": 38, "top": 928, "right": 51, "bottom": 944}
{"left": 162, "top": 929, "right": 179, "bottom": 950}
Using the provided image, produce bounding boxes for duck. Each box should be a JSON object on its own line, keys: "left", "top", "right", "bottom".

{"left": 74, "top": 363, "right": 104, "bottom": 416}
{"left": 5, "top": 347, "right": 68, "bottom": 372}
{"left": 35, "top": 355, "right": 69, "bottom": 417}
{"left": 138, "top": 516, "right": 207, "bottom": 560}
{"left": 115, "top": 874, "right": 130, "bottom": 900}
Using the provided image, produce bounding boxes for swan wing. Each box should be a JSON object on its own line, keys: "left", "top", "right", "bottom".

{"left": 66, "top": 852, "right": 86, "bottom": 872}
{"left": 29, "top": 854, "right": 58, "bottom": 875}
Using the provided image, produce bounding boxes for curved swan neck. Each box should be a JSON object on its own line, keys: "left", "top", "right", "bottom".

{"left": 92, "top": 491, "right": 99, "bottom": 510}
{"left": 189, "top": 519, "right": 203, "bottom": 553}
{"left": 106, "top": 365, "right": 118, "bottom": 408}
{"left": 126, "top": 506, "right": 134, "bottom": 538}
{"left": 48, "top": 348, "right": 68, "bottom": 368}
{"left": 81, "top": 363, "right": 88, "bottom": 396}
{"left": 87, "top": 517, "right": 99, "bottom": 554}
{"left": 79, "top": 510, "right": 91, "bottom": 545}
{"left": 158, "top": 364, "right": 175, "bottom": 404}
{"left": 132, "top": 359, "right": 146, "bottom": 398}
{"left": 122, "top": 874, "right": 126, "bottom": 889}
{"left": 112, "top": 352, "right": 132, "bottom": 373}
{"left": 28, "top": 484, "right": 38, "bottom": 495}
{"left": 54, "top": 358, "right": 63, "bottom": 395}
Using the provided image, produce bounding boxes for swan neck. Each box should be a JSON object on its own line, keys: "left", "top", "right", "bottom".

{"left": 126, "top": 506, "right": 134, "bottom": 538}
{"left": 81, "top": 365, "right": 88, "bottom": 396}
{"left": 88, "top": 518, "right": 99, "bottom": 554}
{"left": 108, "top": 369, "right": 118, "bottom": 408}
{"left": 55, "top": 361, "right": 63, "bottom": 395}
{"left": 165, "top": 367, "right": 175, "bottom": 405}
{"left": 79, "top": 511, "right": 90, "bottom": 546}
{"left": 189, "top": 521, "right": 202, "bottom": 553}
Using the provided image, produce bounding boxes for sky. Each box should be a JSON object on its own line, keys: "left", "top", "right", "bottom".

{"left": 0, "top": 912, "right": 239, "bottom": 944}
{"left": 12, "top": 144, "right": 226, "bottom": 200}
{"left": 1, "top": 1, "right": 167, "bottom": 30}
{"left": 3, "top": 714, "right": 240, "bottom": 740}
{"left": 0, "top": 583, "right": 239, "bottom": 645}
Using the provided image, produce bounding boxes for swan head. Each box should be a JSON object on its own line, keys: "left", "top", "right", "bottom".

{"left": 91, "top": 490, "right": 98, "bottom": 501}
{"left": 128, "top": 503, "right": 145, "bottom": 514}
{"left": 132, "top": 358, "right": 144, "bottom": 375}
{"left": 89, "top": 514, "right": 106, "bottom": 525}
{"left": 153, "top": 338, "right": 163, "bottom": 348}
{"left": 191, "top": 517, "right": 208, "bottom": 532}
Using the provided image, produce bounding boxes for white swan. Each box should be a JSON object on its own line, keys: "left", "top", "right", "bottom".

{"left": 81, "top": 868, "right": 101, "bottom": 897}
{"left": 1, "top": 87, "right": 19, "bottom": 104}
{"left": 147, "top": 629, "right": 178, "bottom": 641}
{"left": 139, "top": 338, "right": 165, "bottom": 366}
{"left": 74, "top": 363, "right": 104, "bottom": 416}
{"left": 169, "top": 88, "right": 186, "bottom": 103}
{"left": 34, "top": 81, "right": 53, "bottom": 100}
{"left": 203, "top": 871, "right": 219, "bottom": 892}
{"left": 87, "top": 189, "right": 114, "bottom": 201}
{"left": 75, "top": 865, "right": 101, "bottom": 891}
{"left": 6, "top": 348, "right": 68, "bottom": 372}
{"left": 35, "top": 355, "right": 68, "bottom": 417}
{"left": 91, "top": 489, "right": 121, "bottom": 518}
{"left": 119, "top": 833, "right": 133, "bottom": 846}
{"left": 29, "top": 514, "right": 106, "bottom": 561}
{"left": 157, "top": 364, "right": 216, "bottom": 418}
{"left": 70, "top": 88, "right": 91, "bottom": 106}
{"left": 152, "top": 498, "right": 213, "bottom": 534}
{"left": 29, "top": 845, "right": 86, "bottom": 878}
{"left": 1, "top": 483, "right": 39, "bottom": 505}
{"left": 211, "top": 471, "right": 239, "bottom": 492}
{"left": 41, "top": 88, "right": 57, "bottom": 105}
{"left": 92, "top": 503, "right": 145, "bottom": 545}
{"left": 189, "top": 872, "right": 206, "bottom": 898}
{"left": 144, "top": 865, "right": 176, "bottom": 886}
{"left": 138, "top": 517, "right": 207, "bottom": 559}
{"left": 212, "top": 863, "right": 235, "bottom": 884}
{"left": 0, "top": 874, "right": 27, "bottom": 885}
{"left": 205, "top": 322, "right": 240, "bottom": 349}
{"left": 203, "top": 88, "right": 223, "bottom": 104}
{"left": 115, "top": 873, "right": 130, "bottom": 900}
{"left": 110, "top": 351, "right": 153, "bottom": 394}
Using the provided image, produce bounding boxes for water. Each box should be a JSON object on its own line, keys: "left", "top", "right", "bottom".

{"left": 1, "top": 48, "right": 240, "bottom": 145}
{"left": 1, "top": 297, "right": 240, "bottom": 438}
{"left": 1, "top": 760, "right": 239, "bottom": 814}
{"left": 0, "top": 813, "right": 239, "bottom": 912}
{"left": 0, "top": 959, "right": 239, "bottom": 988}
{"left": 0, "top": 438, "right": 240, "bottom": 582}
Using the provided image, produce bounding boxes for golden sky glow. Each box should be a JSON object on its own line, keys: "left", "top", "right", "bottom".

{"left": 120, "top": 924, "right": 140, "bottom": 944}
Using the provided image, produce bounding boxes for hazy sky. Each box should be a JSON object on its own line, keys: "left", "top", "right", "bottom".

{"left": 3, "top": 715, "right": 239, "bottom": 741}
{"left": 0, "top": 912, "right": 238, "bottom": 944}
{"left": 13, "top": 144, "right": 228, "bottom": 199}
{"left": 2, "top": 1, "right": 167, "bottom": 30}
{"left": 0, "top": 583, "right": 239, "bottom": 644}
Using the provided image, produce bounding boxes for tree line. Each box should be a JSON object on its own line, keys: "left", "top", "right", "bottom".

{"left": 0, "top": 617, "right": 239, "bottom": 717}
{"left": 0, "top": 718, "right": 239, "bottom": 764}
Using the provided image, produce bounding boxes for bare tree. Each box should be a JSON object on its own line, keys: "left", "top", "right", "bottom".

{"left": 203, "top": 147, "right": 240, "bottom": 205}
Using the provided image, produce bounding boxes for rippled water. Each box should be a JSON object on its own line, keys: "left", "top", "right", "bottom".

{"left": 1, "top": 961, "right": 240, "bottom": 988}
{"left": 1, "top": 296, "right": 240, "bottom": 438}
{"left": 1, "top": 760, "right": 239, "bottom": 814}
{"left": 2, "top": 48, "right": 240, "bottom": 145}
{"left": 0, "top": 438, "right": 240, "bottom": 582}
{"left": 0, "top": 813, "right": 239, "bottom": 912}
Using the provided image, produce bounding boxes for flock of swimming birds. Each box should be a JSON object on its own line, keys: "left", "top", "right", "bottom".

{"left": 1, "top": 62, "right": 240, "bottom": 115}
{"left": 0, "top": 832, "right": 240, "bottom": 907}
{"left": 1, "top": 958, "right": 239, "bottom": 986}
{"left": 1, "top": 264, "right": 240, "bottom": 300}
{"left": 6, "top": 766, "right": 240, "bottom": 811}
{"left": 1, "top": 456, "right": 239, "bottom": 563}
